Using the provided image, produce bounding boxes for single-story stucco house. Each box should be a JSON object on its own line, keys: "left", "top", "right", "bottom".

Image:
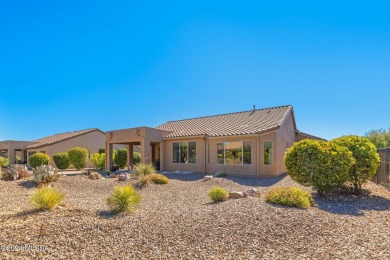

{"left": 105, "top": 105, "right": 323, "bottom": 177}
{"left": 0, "top": 128, "right": 106, "bottom": 168}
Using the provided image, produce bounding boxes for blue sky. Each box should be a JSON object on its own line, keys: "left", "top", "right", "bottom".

{"left": 1, "top": 0, "right": 389, "bottom": 141}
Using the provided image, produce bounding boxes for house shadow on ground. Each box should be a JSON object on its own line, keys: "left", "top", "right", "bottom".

{"left": 314, "top": 192, "right": 390, "bottom": 216}
{"left": 162, "top": 172, "right": 286, "bottom": 187}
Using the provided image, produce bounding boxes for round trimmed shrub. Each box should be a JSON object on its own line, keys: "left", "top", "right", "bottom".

{"left": 208, "top": 186, "right": 229, "bottom": 202}
{"left": 114, "top": 148, "right": 127, "bottom": 169}
{"left": 0, "top": 156, "right": 10, "bottom": 168}
{"left": 331, "top": 135, "right": 380, "bottom": 194}
{"left": 284, "top": 139, "right": 354, "bottom": 195}
{"left": 29, "top": 153, "right": 50, "bottom": 168}
{"left": 68, "top": 147, "right": 88, "bottom": 170}
{"left": 91, "top": 153, "right": 105, "bottom": 170}
{"left": 53, "top": 152, "right": 71, "bottom": 169}
{"left": 98, "top": 147, "right": 105, "bottom": 154}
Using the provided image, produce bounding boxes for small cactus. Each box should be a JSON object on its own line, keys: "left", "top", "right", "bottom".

{"left": 33, "top": 165, "right": 61, "bottom": 183}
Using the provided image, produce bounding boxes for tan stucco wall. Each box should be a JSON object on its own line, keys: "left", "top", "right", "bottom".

{"left": 163, "top": 137, "right": 206, "bottom": 173}
{"left": 275, "top": 111, "right": 296, "bottom": 175}
{"left": 27, "top": 130, "right": 106, "bottom": 168}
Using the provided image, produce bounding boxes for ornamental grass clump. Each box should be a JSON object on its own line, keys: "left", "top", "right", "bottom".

{"left": 265, "top": 187, "right": 314, "bottom": 209}
{"left": 29, "top": 187, "right": 65, "bottom": 210}
{"left": 208, "top": 186, "right": 229, "bottom": 202}
{"left": 33, "top": 165, "right": 61, "bottom": 183}
{"left": 132, "top": 163, "right": 156, "bottom": 176}
{"left": 149, "top": 173, "right": 169, "bottom": 184}
{"left": 106, "top": 186, "right": 141, "bottom": 214}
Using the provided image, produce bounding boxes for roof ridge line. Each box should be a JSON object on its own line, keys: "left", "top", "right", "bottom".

{"left": 158, "top": 105, "right": 292, "bottom": 125}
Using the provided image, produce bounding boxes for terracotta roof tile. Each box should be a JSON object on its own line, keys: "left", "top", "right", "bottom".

{"left": 157, "top": 105, "right": 292, "bottom": 138}
{"left": 26, "top": 128, "right": 103, "bottom": 149}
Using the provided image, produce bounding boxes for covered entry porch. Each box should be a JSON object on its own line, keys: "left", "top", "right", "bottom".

{"left": 105, "top": 127, "right": 171, "bottom": 171}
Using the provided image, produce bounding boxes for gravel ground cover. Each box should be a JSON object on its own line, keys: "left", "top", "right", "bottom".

{"left": 0, "top": 171, "right": 389, "bottom": 259}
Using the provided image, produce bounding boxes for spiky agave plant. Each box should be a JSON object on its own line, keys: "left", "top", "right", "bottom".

{"left": 106, "top": 186, "right": 141, "bottom": 214}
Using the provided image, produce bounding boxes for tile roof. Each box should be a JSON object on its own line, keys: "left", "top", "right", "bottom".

{"left": 26, "top": 128, "right": 103, "bottom": 149}
{"left": 157, "top": 105, "right": 293, "bottom": 138}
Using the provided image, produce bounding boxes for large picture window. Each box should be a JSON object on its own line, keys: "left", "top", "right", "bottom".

{"left": 217, "top": 142, "right": 251, "bottom": 165}
{"left": 173, "top": 142, "right": 196, "bottom": 163}
{"left": 264, "top": 141, "right": 273, "bottom": 165}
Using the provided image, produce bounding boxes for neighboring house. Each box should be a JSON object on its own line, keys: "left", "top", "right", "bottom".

{"left": 0, "top": 128, "right": 106, "bottom": 168}
{"left": 105, "top": 105, "right": 323, "bottom": 177}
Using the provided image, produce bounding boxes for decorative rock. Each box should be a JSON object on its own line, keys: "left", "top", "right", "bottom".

{"left": 229, "top": 191, "right": 247, "bottom": 199}
{"left": 89, "top": 172, "right": 102, "bottom": 180}
{"left": 118, "top": 174, "right": 127, "bottom": 181}
{"left": 109, "top": 174, "right": 118, "bottom": 178}
{"left": 203, "top": 175, "right": 213, "bottom": 181}
{"left": 244, "top": 188, "right": 260, "bottom": 197}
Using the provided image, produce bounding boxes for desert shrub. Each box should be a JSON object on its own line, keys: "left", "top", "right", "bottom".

{"left": 331, "top": 135, "right": 380, "bottom": 194}
{"left": 214, "top": 171, "right": 228, "bottom": 178}
{"left": 68, "top": 147, "right": 88, "bottom": 170}
{"left": 29, "top": 186, "right": 65, "bottom": 210}
{"left": 106, "top": 186, "right": 141, "bottom": 214}
{"left": 208, "top": 186, "right": 229, "bottom": 202}
{"left": 132, "top": 152, "right": 141, "bottom": 164}
{"left": 265, "top": 187, "right": 314, "bottom": 209}
{"left": 149, "top": 173, "right": 169, "bottom": 184}
{"left": 0, "top": 156, "right": 10, "bottom": 168}
{"left": 91, "top": 153, "right": 105, "bottom": 169}
{"left": 98, "top": 147, "right": 106, "bottom": 154}
{"left": 2, "top": 164, "right": 29, "bottom": 180}
{"left": 365, "top": 128, "right": 390, "bottom": 149}
{"left": 28, "top": 153, "right": 50, "bottom": 168}
{"left": 284, "top": 139, "right": 354, "bottom": 195}
{"left": 15, "top": 155, "right": 23, "bottom": 164}
{"left": 134, "top": 174, "right": 153, "bottom": 189}
{"left": 33, "top": 165, "right": 61, "bottom": 183}
{"left": 114, "top": 148, "right": 127, "bottom": 169}
{"left": 53, "top": 152, "right": 71, "bottom": 169}
{"left": 132, "top": 163, "right": 156, "bottom": 175}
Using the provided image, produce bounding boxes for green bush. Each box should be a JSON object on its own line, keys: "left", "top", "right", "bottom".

{"left": 149, "top": 173, "right": 169, "bottom": 184}
{"left": 91, "top": 153, "right": 105, "bottom": 169}
{"left": 284, "top": 139, "right": 354, "bottom": 195}
{"left": 132, "top": 152, "right": 141, "bottom": 164}
{"left": 208, "top": 186, "right": 229, "bottom": 202}
{"left": 29, "top": 187, "right": 65, "bottom": 210}
{"left": 28, "top": 153, "right": 50, "bottom": 168}
{"left": 68, "top": 147, "right": 88, "bottom": 170}
{"left": 132, "top": 163, "right": 156, "bottom": 175}
{"left": 106, "top": 186, "right": 141, "bottom": 214}
{"left": 114, "top": 148, "right": 127, "bottom": 169}
{"left": 0, "top": 156, "right": 10, "bottom": 168}
{"left": 53, "top": 152, "right": 71, "bottom": 169}
{"left": 15, "top": 155, "right": 23, "bottom": 164}
{"left": 365, "top": 128, "right": 390, "bottom": 149}
{"left": 265, "top": 187, "right": 314, "bottom": 209}
{"left": 98, "top": 147, "right": 106, "bottom": 154}
{"left": 331, "top": 135, "right": 380, "bottom": 194}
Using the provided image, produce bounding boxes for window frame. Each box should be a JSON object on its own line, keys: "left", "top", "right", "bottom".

{"left": 172, "top": 141, "right": 197, "bottom": 164}
{"left": 263, "top": 140, "right": 273, "bottom": 166}
{"left": 216, "top": 141, "right": 251, "bottom": 165}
